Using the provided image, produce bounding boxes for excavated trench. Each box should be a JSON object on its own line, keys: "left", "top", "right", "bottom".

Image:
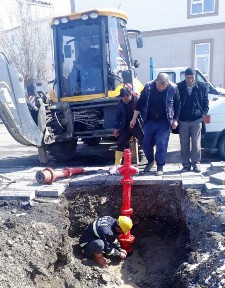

{"left": 1, "top": 180, "right": 221, "bottom": 287}
{"left": 66, "top": 180, "right": 192, "bottom": 288}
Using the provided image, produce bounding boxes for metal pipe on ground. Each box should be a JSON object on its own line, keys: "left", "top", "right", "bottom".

{"left": 36, "top": 167, "right": 84, "bottom": 184}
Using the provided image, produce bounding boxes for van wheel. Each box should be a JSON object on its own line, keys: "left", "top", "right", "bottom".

{"left": 217, "top": 136, "right": 225, "bottom": 160}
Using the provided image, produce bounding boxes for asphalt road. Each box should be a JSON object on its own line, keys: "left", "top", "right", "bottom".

{"left": 0, "top": 122, "right": 220, "bottom": 170}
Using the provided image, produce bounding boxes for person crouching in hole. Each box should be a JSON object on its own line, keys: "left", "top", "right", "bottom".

{"left": 79, "top": 215, "right": 133, "bottom": 268}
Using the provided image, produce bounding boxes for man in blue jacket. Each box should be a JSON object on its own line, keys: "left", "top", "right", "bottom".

{"left": 112, "top": 87, "right": 144, "bottom": 168}
{"left": 79, "top": 215, "right": 133, "bottom": 268}
{"left": 130, "top": 73, "right": 180, "bottom": 175}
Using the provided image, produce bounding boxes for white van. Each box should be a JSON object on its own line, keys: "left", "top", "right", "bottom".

{"left": 154, "top": 67, "right": 225, "bottom": 159}
{"left": 154, "top": 67, "right": 225, "bottom": 100}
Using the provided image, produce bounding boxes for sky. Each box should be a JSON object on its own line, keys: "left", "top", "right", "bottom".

{"left": 52, "top": 0, "right": 71, "bottom": 16}
{"left": 52, "top": 0, "right": 122, "bottom": 16}
{"left": 51, "top": 0, "right": 148, "bottom": 31}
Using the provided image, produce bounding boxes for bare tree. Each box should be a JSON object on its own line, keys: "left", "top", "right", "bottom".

{"left": 0, "top": 0, "right": 54, "bottom": 88}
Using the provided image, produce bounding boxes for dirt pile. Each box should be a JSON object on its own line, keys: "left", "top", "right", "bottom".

{"left": 0, "top": 199, "right": 80, "bottom": 288}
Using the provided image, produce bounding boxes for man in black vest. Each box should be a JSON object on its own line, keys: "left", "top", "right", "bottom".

{"left": 177, "top": 67, "right": 209, "bottom": 173}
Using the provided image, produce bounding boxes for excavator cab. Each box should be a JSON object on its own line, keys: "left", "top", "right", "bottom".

{"left": 0, "top": 9, "right": 143, "bottom": 162}
{"left": 51, "top": 9, "right": 142, "bottom": 101}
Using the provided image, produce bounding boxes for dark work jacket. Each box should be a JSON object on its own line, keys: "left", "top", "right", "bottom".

{"left": 135, "top": 81, "right": 180, "bottom": 127}
{"left": 114, "top": 94, "right": 144, "bottom": 132}
{"left": 177, "top": 80, "right": 209, "bottom": 121}
{"left": 79, "top": 216, "right": 121, "bottom": 256}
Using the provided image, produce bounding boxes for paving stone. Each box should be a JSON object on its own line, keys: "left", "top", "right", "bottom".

{"left": 205, "top": 182, "right": 225, "bottom": 194}
{"left": 199, "top": 198, "right": 217, "bottom": 204}
{"left": 35, "top": 184, "right": 66, "bottom": 197}
{"left": 206, "top": 167, "right": 219, "bottom": 176}
{"left": 218, "top": 190, "right": 225, "bottom": 202}
{"left": 162, "top": 174, "right": 182, "bottom": 179}
{"left": 210, "top": 172, "right": 225, "bottom": 185}
{"left": 181, "top": 172, "right": 204, "bottom": 178}
{"left": 199, "top": 164, "right": 211, "bottom": 173}
{"left": 6, "top": 181, "right": 41, "bottom": 190}
{"left": 210, "top": 162, "right": 225, "bottom": 171}
{"left": 69, "top": 174, "right": 179, "bottom": 187}
{"left": 0, "top": 190, "right": 35, "bottom": 201}
{"left": 219, "top": 212, "right": 225, "bottom": 224}
{"left": 219, "top": 206, "right": 225, "bottom": 212}
{"left": 182, "top": 179, "right": 206, "bottom": 189}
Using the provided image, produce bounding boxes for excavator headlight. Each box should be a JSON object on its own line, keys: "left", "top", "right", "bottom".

{"left": 53, "top": 19, "right": 60, "bottom": 25}
{"left": 61, "top": 17, "right": 69, "bottom": 24}
{"left": 81, "top": 14, "right": 88, "bottom": 20}
{"left": 90, "top": 12, "right": 98, "bottom": 19}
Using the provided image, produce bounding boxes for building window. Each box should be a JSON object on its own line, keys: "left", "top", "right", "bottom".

{"left": 194, "top": 42, "right": 210, "bottom": 79}
{"left": 187, "top": 0, "right": 218, "bottom": 18}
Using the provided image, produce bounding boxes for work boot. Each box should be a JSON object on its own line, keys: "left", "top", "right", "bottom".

{"left": 155, "top": 166, "right": 163, "bottom": 176}
{"left": 192, "top": 164, "right": 201, "bottom": 173}
{"left": 180, "top": 167, "right": 191, "bottom": 173}
{"left": 144, "top": 161, "right": 155, "bottom": 172}
{"left": 93, "top": 253, "right": 108, "bottom": 268}
{"left": 115, "top": 151, "right": 123, "bottom": 165}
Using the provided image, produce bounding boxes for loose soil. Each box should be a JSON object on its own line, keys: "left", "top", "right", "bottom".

{"left": 0, "top": 182, "right": 225, "bottom": 288}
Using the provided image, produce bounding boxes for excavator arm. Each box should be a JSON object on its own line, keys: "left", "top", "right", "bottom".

{"left": 0, "top": 56, "right": 43, "bottom": 147}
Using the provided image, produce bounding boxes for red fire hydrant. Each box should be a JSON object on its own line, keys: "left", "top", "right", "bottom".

{"left": 36, "top": 167, "right": 84, "bottom": 184}
{"left": 117, "top": 149, "right": 138, "bottom": 254}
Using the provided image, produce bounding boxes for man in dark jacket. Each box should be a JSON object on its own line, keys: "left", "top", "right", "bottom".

{"left": 112, "top": 87, "right": 144, "bottom": 169}
{"left": 177, "top": 67, "right": 209, "bottom": 173}
{"left": 130, "top": 73, "right": 180, "bottom": 175}
{"left": 79, "top": 215, "right": 133, "bottom": 268}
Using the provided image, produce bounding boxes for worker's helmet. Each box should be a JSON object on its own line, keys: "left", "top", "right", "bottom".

{"left": 118, "top": 216, "right": 133, "bottom": 234}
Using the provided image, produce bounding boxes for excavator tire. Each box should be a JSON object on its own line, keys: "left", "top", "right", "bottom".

{"left": 47, "top": 139, "right": 77, "bottom": 162}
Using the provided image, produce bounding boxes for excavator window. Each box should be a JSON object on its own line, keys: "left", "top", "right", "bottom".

{"left": 56, "top": 20, "right": 104, "bottom": 97}
{"left": 108, "top": 17, "right": 131, "bottom": 74}
{"left": 53, "top": 15, "right": 132, "bottom": 98}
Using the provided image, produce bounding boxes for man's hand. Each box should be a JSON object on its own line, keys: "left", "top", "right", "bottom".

{"left": 119, "top": 250, "right": 127, "bottom": 259}
{"left": 120, "top": 249, "right": 127, "bottom": 256}
{"left": 130, "top": 118, "right": 136, "bottom": 128}
{"left": 172, "top": 119, "right": 178, "bottom": 129}
{"left": 114, "top": 128, "right": 119, "bottom": 138}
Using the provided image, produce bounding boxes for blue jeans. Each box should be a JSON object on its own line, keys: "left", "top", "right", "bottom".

{"left": 143, "top": 119, "right": 170, "bottom": 167}
{"left": 82, "top": 239, "right": 104, "bottom": 257}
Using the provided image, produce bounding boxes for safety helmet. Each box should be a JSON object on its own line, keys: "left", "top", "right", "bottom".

{"left": 118, "top": 216, "right": 133, "bottom": 234}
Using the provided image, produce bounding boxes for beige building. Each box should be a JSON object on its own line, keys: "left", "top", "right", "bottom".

{"left": 74, "top": 0, "right": 225, "bottom": 87}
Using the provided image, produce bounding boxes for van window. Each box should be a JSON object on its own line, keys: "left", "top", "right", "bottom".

{"left": 180, "top": 72, "right": 185, "bottom": 81}
{"left": 164, "top": 72, "right": 176, "bottom": 83}
{"left": 196, "top": 71, "right": 207, "bottom": 84}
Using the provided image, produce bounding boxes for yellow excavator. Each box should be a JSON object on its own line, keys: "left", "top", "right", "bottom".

{"left": 0, "top": 8, "right": 143, "bottom": 161}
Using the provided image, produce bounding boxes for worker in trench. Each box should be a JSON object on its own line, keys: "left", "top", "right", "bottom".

{"left": 79, "top": 215, "right": 133, "bottom": 268}
{"left": 109, "top": 87, "right": 144, "bottom": 174}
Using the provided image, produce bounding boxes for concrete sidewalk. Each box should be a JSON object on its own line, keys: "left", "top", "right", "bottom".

{"left": 0, "top": 123, "right": 223, "bottom": 202}
{"left": 1, "top": 161, "right": 225, "bottom": 202}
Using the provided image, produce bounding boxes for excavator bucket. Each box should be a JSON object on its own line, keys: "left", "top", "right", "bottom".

{"left": 0, "top": 56, "right": 43, "bottom": 146}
